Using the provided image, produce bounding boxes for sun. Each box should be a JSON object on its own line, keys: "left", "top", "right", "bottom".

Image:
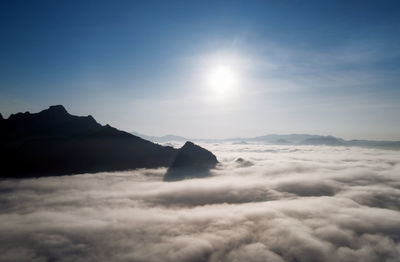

{"left": 207, "top": 65, "right": 236, "bottom": 96}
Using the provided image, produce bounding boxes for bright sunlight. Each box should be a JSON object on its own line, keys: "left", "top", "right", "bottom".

{"left": 206, "top": 65, "right": 237, "bottom": 98}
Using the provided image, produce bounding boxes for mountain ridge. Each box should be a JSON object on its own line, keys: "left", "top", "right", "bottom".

{"left": 0, "top": 105, "right": 217, "bottom": 178}
{"left": 132, "top": 132, "right": 400, "bottom": 149}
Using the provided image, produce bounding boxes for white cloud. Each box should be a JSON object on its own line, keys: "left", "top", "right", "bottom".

{"left": 0, "top": 144, "right": 399, "bottom": 261}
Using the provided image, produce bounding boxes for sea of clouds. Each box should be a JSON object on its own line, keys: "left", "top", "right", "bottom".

{"left": 0, "top": 143, "right": 400, "bottom": 262}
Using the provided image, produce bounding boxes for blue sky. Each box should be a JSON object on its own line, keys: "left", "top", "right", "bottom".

{"left": 1, "top": 0, "right": 400, "bottom": 140}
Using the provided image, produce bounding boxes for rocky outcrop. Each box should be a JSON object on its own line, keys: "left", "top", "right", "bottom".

{"left": 164, "top": 141, "right": 218, "bottom": 181}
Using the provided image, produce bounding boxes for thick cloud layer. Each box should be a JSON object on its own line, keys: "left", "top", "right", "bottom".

{"left": 1, "top": 144, "right": 400, "bottom": 262}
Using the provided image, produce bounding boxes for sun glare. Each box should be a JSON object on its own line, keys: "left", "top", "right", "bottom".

{"left": 207, "top": 65, "right": 236, "bottom": 96}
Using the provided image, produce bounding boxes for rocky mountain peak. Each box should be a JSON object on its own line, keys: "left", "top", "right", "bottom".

{"left": 164, "top": 141, "right": 218, "bottom": 181}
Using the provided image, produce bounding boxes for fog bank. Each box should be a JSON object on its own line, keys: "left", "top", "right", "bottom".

{"left": 1, "top": 144, "right": 400, "bottom": 262}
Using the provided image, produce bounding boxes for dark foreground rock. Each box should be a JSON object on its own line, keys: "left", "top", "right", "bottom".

{"left": 0, "top": 105, "right": 215, "bottom": 178}
{"left": 164, "top": 141, "right": 218, "bottom": 181}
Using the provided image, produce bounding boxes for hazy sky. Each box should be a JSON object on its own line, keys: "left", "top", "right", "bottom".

{"left": 1, "top": 0, "right": 400, "bottom": 140}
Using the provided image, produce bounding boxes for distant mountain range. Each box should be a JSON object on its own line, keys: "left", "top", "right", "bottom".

{"left": 0, "top": 105, "right": 217, "bottom": 178}
{"left": 2, "top": 105, "right": 397, "bottom": 179}
{"left": 132, "top": 132, "right": 400, "bottom": 149}
{"left": 131, "top": 132, "right": 189, "bottom": 143}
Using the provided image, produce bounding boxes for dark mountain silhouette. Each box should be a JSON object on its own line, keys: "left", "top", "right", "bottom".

{"left": 1, "top": 105, "right": 103, "bottom": 141}
{"left": 0, "top": 105, "right": 217, "bottom": 178}
{"left": 164, "top": 141, "right": 218, "bottom": 181}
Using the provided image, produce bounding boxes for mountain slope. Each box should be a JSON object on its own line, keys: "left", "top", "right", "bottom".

{"left": 164, "top": 141, "right": 218, "bottom": 181}
{"left": 0, "top": 105, "right": 179, "bottom": 177}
